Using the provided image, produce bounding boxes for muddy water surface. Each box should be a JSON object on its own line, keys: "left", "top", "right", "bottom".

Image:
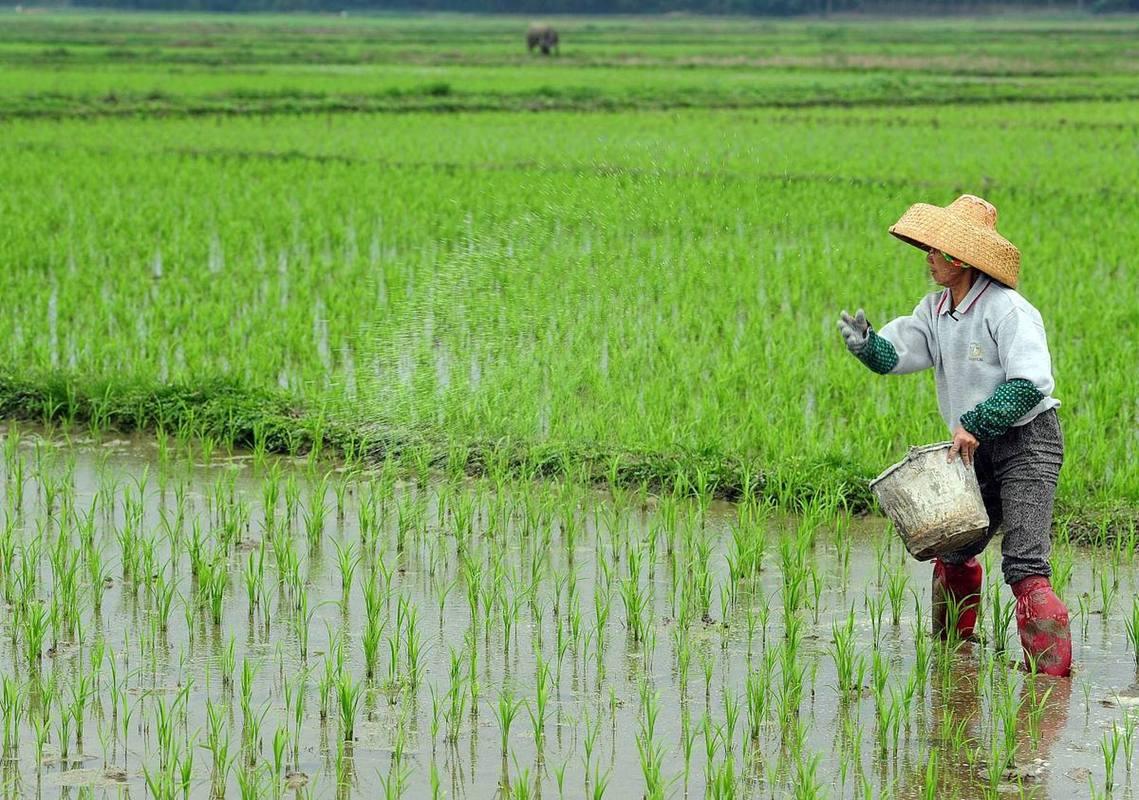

{"left": 0, "top": 427, "right": 1135, "bottom": 799}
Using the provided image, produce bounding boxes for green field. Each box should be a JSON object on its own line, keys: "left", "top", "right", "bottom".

{"left": 4, "top": 14, "right": 1139, "bottom": 116}
{"left": 2, "top": 11, "right": 1138, "bottom": 522}
{"left": 3, "top": 11, "right": 1139, "bottom": 800}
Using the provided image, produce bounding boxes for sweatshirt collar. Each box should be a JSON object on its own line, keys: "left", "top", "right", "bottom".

{"left": 935, "top": 274, "right": 992, "bottom": 317}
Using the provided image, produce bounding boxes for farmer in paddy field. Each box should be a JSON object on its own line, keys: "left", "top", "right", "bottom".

{"left": 837, "top": 194, "right": 1072, "bottom": 678}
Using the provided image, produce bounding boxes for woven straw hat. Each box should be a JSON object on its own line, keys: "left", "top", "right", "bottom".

{"left": 889, "top": 194, "right": 1021, "bottom": 288}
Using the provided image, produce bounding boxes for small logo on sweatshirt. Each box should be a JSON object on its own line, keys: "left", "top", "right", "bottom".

{"left": 968, "top": 342, "right": 984, "bottom": 361}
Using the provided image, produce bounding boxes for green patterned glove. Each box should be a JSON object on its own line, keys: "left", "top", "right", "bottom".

{"left": 838, "top": 309, "right": 898, "bottom": 375}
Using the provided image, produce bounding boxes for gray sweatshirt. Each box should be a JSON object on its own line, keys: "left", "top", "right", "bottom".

{"left": 877, "top": 274, "right": 1060, "bottom": 433}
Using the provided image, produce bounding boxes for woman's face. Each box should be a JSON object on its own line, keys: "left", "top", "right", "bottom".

{"left": 926, "top": 248, "right": 962, "bottom": 287}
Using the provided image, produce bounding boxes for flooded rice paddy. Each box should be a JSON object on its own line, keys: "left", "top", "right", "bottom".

{"left": 0, "top": 425, "right": 1136, "bottom": 799}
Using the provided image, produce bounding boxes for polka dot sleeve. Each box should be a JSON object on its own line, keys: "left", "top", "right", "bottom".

{"left": 959, "top": 379, "right": 1044, "bottom": 441}
{"left": 855, "top": 330, "right": 899, "bottom": 375}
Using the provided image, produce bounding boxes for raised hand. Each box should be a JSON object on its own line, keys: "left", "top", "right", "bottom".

{"left": 837, "top": 309, "right": 870, "bottom": 355}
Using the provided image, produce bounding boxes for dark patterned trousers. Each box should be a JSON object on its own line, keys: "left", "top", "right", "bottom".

{"left": 941, "top": 408, "right": 1064, "bottom": 585}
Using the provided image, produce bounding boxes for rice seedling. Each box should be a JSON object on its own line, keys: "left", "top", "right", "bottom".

{"left": 619, "top": 545, "right": 650, "bottom": 646}
{"left": 20, "top": 600, "right": 49, "bottom": 670}
{"left": 332, "top": 538, "right": 360, "bottom": 604}
{"left": 634, "top": 683, "right": 669, "bottom": 798}
{"left": 865, "top": 589, "right": 886, "bottom": 647}
{"left": 1022, "top": 676, "right": 1052, "bottom": 750}
{"left": 243, "top": 547, "right": 265, "bottom": 618}
{"left": 830, "top": 607, "right": 860, "bottom": 695}
{"left": 986, "top": 580, "right": 1015, "bottom": 653}
{"left": 1051, "top": 545, "right": 1074, "bottom": 597}
{"left": 304, "top": 477, "right": 329, "bottom": 549}
{"left": 990, "top": 673, "right": 1022, "bottom": 779}
{"left": 1098, "top": 567, "right": 1119, "bottom": 618}
{"left": 588, "top": 762, "right": 612, "bottom": 800}
{"left": 336, "top": 672, "right": 363, "bottom": 742}
{"left": 1122, "top": 710, "right": 1137, "bottom": 771}
{"left": 200, "top": 556, "right": 229, "bottom": 627}
{"left": 492, "top": 685, "right": 525, "bottom": 764}
{"left": 526, "top": 655, "right": 552, "bottom": 758}
{"left": 1102, "top": 724, "right": 1122, "bottom": 794}
{"left": 404, "top": 601, "right": 427, "bottom": 691}
{"left": 204, "top": 700, "right": 235, "bottom": 792}
{"left": 154, "top": 562, "right": 179, "bottom": 633}
{"left": 0, "top": 678, "right": 24, "bottom": 757}
{"left": 1125, "top": 595, "right": 1139, "bottom": 665}
{"left": 921, "top": 749, "right": 939, "bottom": 800}
{"left": 236, "top": 765, "right": 264, "bottom": 800}
{"left": 1078, "top": 593, "right": 1093, "bottom": 641}
{"left": 884, "top": 566, "right": 908, "bottom": 627}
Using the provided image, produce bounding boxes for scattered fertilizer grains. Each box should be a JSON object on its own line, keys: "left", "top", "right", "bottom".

{"left": 1, "top": 425, "right": 1136, "bottom": 799}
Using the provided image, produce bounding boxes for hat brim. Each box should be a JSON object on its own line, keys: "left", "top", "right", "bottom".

{"left": 889, "top": 203, "right": 1020, "bottom": 289}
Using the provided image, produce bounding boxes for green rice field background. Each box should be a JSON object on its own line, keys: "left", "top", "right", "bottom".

{"left": 1, "top": 10, "right": 1139, "bottom": 799}
{"left": 2, "top": 12, "right": 1139, "bottom": 521}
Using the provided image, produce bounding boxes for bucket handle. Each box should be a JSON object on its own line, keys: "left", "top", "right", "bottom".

{"left": 908, "top": 442, "right": 953, "bottom": 461}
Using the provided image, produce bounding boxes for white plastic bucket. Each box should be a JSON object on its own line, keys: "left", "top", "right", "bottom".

{"left": 869, "top": 442, "right": 990, "bottom": 561}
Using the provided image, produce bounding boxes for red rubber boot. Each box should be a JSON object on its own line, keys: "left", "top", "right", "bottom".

{"left": 932, "top": 558, "right": 982, "bottom": 640}
{"left": 1012, "top": 576, "right": 1072, "bottom": 677}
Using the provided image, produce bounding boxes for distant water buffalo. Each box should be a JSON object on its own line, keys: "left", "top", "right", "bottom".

{"left": 526, "top": 25, "right": 559, "bottom": 56}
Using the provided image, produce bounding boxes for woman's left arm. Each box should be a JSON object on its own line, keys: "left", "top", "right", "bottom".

{"left": 959, "top": 308, "right": 1052, "bottom": 441}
